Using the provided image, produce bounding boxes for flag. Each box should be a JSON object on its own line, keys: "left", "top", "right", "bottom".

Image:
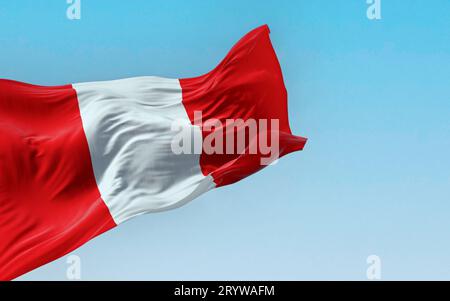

{"left": 0, "top": 25, "right": 306, "bottom": 280}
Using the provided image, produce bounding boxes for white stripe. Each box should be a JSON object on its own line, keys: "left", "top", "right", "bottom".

{"left": 73, "top": 76, "right": 214, "bottom": 224}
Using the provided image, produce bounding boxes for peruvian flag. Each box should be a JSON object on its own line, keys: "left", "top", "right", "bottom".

{"left": 0, "top": 25, "right": 306, "bottom": 280}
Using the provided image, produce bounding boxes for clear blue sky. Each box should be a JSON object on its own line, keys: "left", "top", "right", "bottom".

{"left": 2, "top": 0, "right": 449, "bottom": 280}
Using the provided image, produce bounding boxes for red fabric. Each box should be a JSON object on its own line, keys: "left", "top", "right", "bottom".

{"left": 180, "top": 25, "right": 307, "bottom": 187}
{"left": 0, "top": 25, "right": 306, "bottom": 280}
{"left": 0, "top": 80, "right": 116, "bottom": 280}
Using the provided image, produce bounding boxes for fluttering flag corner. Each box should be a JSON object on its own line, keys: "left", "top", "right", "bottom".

{"left": 0, "top": 24, "right": 307, "bottom": 280}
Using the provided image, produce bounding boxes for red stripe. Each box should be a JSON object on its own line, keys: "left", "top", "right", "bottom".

{"left": 180, "top": 25, "right": 307, "bottom": 187}
{"left": 0, "top": 25, "right": 306, "bottom": 279}
{"left": 0, "top": 80, "right": 116, "bottom": 280}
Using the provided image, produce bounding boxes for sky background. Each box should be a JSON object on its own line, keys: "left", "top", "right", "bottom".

{"left": 1, "top": 0, "right": 449, "bottom": 280}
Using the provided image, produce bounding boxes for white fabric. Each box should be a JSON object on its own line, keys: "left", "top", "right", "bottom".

{"left": 73, "top": 76, "right": 214, "bottom": 224}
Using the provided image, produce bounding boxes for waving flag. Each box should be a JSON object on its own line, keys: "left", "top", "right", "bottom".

{"left": 0, "top": 25, "right": 306, "bottom": 280}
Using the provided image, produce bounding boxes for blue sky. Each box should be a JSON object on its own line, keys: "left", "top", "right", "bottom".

{"left": 1, "top": 0, "right": 450, "bottom": 280}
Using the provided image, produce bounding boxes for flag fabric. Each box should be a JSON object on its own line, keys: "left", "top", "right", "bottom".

{"left": 0, "top": 25, "right": 306, "bottom": 280}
